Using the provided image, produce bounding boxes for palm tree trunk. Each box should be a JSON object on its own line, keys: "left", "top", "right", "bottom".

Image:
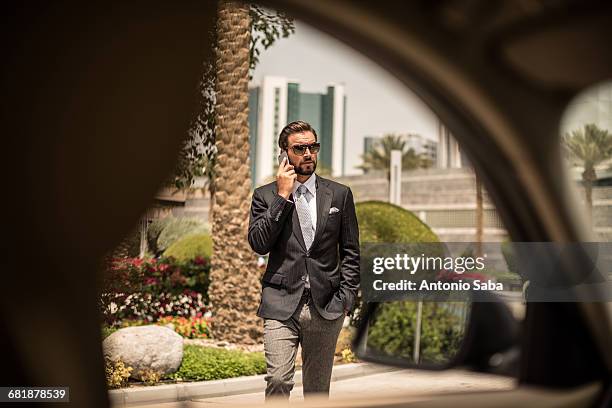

{"left": 583, "top": 167, "right": 595, "bottom": 228}
{"left": 208, "top": 181, "right": 216, "bottom": 224}
{"left": 584, "top": 180, "right": 593, "bottom": 224}
{"left": 475, "top": 172, "right": 483, "bottom": 257}
{"left": 209, "top": 1, "right": 262, "bottom": 344}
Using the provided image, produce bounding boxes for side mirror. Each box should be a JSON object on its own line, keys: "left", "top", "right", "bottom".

{"left": 352, "top": 291, "right": 520, "bottom": 375}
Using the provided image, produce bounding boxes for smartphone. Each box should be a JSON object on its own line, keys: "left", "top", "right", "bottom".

{"left": 278, "top": 150, "right": 289, "bottom": 166}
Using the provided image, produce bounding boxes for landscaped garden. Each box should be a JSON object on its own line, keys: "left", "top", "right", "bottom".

{"left": 100, "top": 216, "right": 258, "bottom": 389}
{"left": 101, "top": 215, "right": 358, "bottom": 389}
{"left": 101, "top": 201, "right": 470, "bottom": 389}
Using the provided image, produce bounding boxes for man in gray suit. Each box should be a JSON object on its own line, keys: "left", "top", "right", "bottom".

{"left": 248, "top": 120, "right": 360, "bottom": 400}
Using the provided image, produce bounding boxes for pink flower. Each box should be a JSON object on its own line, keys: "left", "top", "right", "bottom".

{"left": 144, "top": 277, "right": 158, "bottom": 285}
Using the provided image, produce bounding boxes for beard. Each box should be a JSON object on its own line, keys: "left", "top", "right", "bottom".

{"left": 295, "top": 159, "right": 317, "bottom": 175}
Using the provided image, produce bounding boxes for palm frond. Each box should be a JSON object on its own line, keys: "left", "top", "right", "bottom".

{"left": 359, "top": 133, "right": 433, "bottom": 173}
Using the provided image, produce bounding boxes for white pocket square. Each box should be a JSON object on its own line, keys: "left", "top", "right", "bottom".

{"left": 329, "top": 207, "right": 340, "bottom": 214}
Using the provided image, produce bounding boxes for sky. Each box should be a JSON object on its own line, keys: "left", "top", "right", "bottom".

{"left": 251, "top": 20, "right": 440, "bottom": 176}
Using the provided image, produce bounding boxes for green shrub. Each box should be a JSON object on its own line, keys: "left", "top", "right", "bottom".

{"left": 156, "top": 217, "right": 208, "bottom": 254}
{"left": 169, "top": 346, "right": 266, "bottom": 381}
{"left": 353, "top": 201, "right": 465, "bottom": 364}
{"left": 367, "top": 301, "right": 466, "bottom": 364}
{"left": 164, "top": 233, "right": 213, "bottom": 261}
{"left": 353, "top": 201, "right": 440, "bottom": 325}
{"left": 147, "top": 217, "right": 174, "bottom": 254}
{"left": 356, "top": 201, "right": 439, "bottom": 244}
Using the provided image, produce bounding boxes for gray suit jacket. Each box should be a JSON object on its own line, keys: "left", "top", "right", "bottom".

{"left": 248, "top": 176, "right": 360, "bottom": 321}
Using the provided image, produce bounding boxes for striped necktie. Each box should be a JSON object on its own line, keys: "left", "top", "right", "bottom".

{"left": 296, "top": 185, "right": 314, "bottom": 250}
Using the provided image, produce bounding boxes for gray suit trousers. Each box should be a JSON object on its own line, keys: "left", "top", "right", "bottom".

{"left": 263, "top": 289, "right": 344, "bottom": 400}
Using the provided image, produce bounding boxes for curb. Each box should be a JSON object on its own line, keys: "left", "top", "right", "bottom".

{"left": 109, "top": 363, "right": 397, "bottom": 407}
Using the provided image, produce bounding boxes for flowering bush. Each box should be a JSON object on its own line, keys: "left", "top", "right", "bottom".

{"left": 101, "top": 291, "right": 209, "bottom": 326}
{"left": 341, "top": 348, "right": 356, "bottom": 363}
{"left": 157, "top": 315, "right": 211, "bottom": 339}
{"left": 100, "top": 256, "right": 211, "bottom": 327}
{"left": 139, "top": 368, "right": 162, "bottom": 385}
{"left": 105, "top": 358, "right": 132, "bottom": 389}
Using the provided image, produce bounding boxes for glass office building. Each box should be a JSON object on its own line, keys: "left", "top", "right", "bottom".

{"left": 248, "top": 76, "right": 347, "bottom": 185}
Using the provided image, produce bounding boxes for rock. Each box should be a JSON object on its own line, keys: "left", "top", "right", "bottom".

{"left": 103, "top": 325, "right": 183, "bottom": 380}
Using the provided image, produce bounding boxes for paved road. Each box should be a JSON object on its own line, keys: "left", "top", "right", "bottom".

{"left": 133, "top": 369, "right": 515, "bottom": 407}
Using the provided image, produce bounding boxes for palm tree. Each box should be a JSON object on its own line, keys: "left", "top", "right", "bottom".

{"left": 475, "top": 172, "right": 483, "bottom": 256}
{"left": 209, "top": 1, "right": 262, "bottom": 344}
{"left": 358, "top": 134, "right": 432, "bottom": 183}
{"left": 564, "top": 123, "right": 612, "bottom": 224}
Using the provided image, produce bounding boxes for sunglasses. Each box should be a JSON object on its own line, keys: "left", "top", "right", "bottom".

{"left": 289, "top": 142, "right": 321, "bottom": 155}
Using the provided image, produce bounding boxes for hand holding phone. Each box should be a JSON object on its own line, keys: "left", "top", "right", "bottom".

{"left": 276, "top": 151, "right": 295, "bottom": 200}
{"left": 278, "top": 150, "right": 289, "bottom": 166}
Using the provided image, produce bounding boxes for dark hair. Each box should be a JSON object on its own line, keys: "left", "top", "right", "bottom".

{"left": 278, "top": 120, "right": 318, "bottom": 151}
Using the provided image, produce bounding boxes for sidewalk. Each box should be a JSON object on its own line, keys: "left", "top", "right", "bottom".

{"left": 109, "top": 363, "right": 397, "bottom": 407}
{"left": 118, "top": 368, "right": 516, "bottom": 407}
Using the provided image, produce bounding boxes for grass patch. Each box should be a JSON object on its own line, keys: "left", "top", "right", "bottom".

{"left": 102, "top": 326, "right": 118, "bottom": 340}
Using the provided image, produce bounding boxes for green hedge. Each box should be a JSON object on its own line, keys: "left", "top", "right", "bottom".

{"left": 168, "top": 346, "right": 266, "bottom": 381}
{"left": 354, "top": 201, "right": 466, "bottom": 364}
{"left": 164, "top": 233, "right": 213, "bottom": 262}
{"left": 356, "top": 201, "right": 439, "bottom": 244}
{"left": 155, "top": 217, "right": 208, "bottom": 254}
{"left": 367, "top": 301, "right": 466, "bottom": 364}
{"left": 352, "top": 201, "right": 440, "bottom": 325}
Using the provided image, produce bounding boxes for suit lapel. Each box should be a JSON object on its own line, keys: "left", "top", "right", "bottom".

{"left": 272, "top": 182, "right": 305, "bottom": 252}
{"left": 310, "top": 177, "right": 332, "bottom": 251}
